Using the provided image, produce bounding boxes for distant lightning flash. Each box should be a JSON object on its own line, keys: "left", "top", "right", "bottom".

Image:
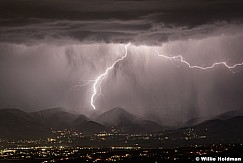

{"left": 90, "top": 43, "right": 130, "bottom": 110}
{"left": 154, "top": 49, "right": 243, "bottom": 71}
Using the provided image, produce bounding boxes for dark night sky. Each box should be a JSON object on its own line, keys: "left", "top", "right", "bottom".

{"left": 0, "top": 0, "right": 243, "bottom": 124}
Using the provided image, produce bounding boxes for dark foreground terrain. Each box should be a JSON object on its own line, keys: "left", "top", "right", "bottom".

{"left": 0, "top": 144, "right": 242, "bottom": 162}
{"left": 0, "top": 108, "right": 243, "bottom": 162}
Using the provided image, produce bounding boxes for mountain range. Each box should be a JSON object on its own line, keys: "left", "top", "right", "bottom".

{"left": 95, "top": 107, "right": 162, "bottom": 133}
{"left": 0, "top": 107, "right": 164, "bottom": 139}
{"left": 0, "top": 108, "right": 106, "bottom": 139}
{"left": 0, "top": 107, "right": 243, "bottom": 142}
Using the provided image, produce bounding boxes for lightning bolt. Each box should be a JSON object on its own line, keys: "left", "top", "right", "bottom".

{"left": 69, "top": 80, "right": 95, "bottom": 91}
{"left": 90, "top": 43, "right": 130, "bottom": 110}
{"left": 154, "top": 49, "right": 243, "bottom": 71}
{"left": 69, "top": 44, "right": 243, "bottom": 110}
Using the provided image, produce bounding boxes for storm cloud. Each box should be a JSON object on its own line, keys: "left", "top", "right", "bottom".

{"left": 1, "top": 0, "right": 243, "bottom": 44}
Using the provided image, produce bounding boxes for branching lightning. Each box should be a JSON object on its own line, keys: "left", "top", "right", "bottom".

{"left": 154, "top": 49, "right": 243, "bottom": 71}
{"left": 69, "top": 44, "right": 243, "bottom": 110}
{"left": 90, "top": 43, "right": 130, "bottom": 110}
{"left": 69, "top": 80, "right": 95, "bottom": 91}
